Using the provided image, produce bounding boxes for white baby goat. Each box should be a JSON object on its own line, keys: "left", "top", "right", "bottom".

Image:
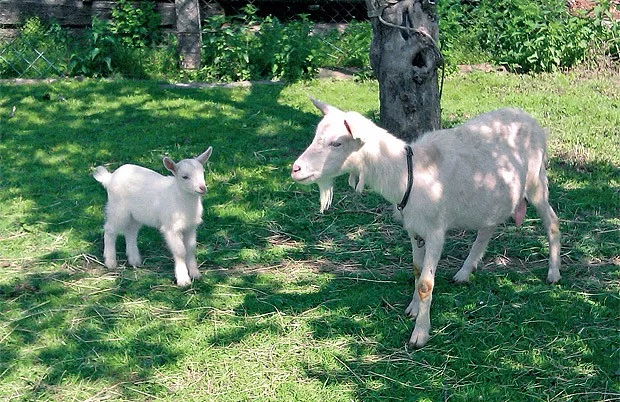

{"left": 94, "top": 147, "right": 213, "bottom": 287}
{"left": 292, "top": 99, "right": 561, "bottom": 348}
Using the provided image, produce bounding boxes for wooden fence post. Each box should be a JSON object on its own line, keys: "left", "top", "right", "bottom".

{"left": 175, "top": 0, "right": 202, "bottom": 70}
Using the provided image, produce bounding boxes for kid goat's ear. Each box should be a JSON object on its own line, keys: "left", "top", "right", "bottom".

{"left": 196, "top": 146, "right": 213, "bottom": 165}
{"left": 163, "top": 157, "right": 177, "bottom": 174}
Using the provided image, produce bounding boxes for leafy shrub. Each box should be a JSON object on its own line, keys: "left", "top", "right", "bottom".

{"left": 320, "top": 21, "right": 372, "bottom": 68}
{"left": 110, "top": 0, "right": 161, "bottom": 49}
{"left": 200, "top": 6, "right": 322, "bottom": 82}
{"left": 436, "top": 0, "right": 491, "bottom": 68}
{"left": 68, "top": 0, "right": 167, "bottom": 77}
{"left": 438, "top": 0, "right": 619, "bottom": 72}
{"left": 200, "top": 8, "right": 259, "bottom": 81}
{"left": 253, "top": 15, "right": 321, "bottom": 80}
{"left": 68, "top": 17, "right": 116, "bottom": 77}
{"left": 477, "top": 0, "right": 592, "bottom": 72}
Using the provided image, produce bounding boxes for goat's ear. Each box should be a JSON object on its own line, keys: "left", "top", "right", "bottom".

{"left": 163, "top": 157, "right": 177, "bottom": 175}
{"left": 196, "top": 146, "right": 213, "bottom": 165}
{"left": 343, "top": 112, "right": 373, "bottom": 142}
{"left": 309, "top": 97, "right": 339, "bottom": 116}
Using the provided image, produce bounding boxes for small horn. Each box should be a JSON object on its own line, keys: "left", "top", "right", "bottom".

{"left": 309, "top": 96, "right": 333, "bottom": 116}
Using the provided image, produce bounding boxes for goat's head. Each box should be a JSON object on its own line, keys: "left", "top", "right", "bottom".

{"left": 292, "top": 98, "right": 373, "bottom": 212}
{"left": 164, "top": 147, "right": 213, "bottom": 195}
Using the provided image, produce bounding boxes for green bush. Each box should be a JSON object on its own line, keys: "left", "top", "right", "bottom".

{"left": 438, "top": 0, "right": 619, "bottom": 72}
{"left": 110, "top": 0, "right": 161, "bottom": 49}
{"left": 320, "top": 21, "right": 372, "bottom": 68}
{"left": 254, "top": 15, "right": 321, "bottom": 81}
{"left": 68, "top": 0, "right": 169, "bottom": 78}
{"left": 200, "top": 9, "right": 260, "bottom": 81}
{"left": 68, "top": 17, "right": 116, "bottom": 77}
{"left": 200, "top": 6, "right": 322, "bottom": 82}
{"left": 477, "top": 0, "right": 593, "bottom": 72}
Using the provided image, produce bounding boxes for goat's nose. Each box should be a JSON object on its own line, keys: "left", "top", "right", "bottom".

{"left": 198, "top": 184, "right": 206, "bottom": 194}
{"left": 292, "top": 164, "right": 301, "bottom": 173}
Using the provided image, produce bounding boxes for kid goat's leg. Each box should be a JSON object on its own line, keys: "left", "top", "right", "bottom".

{"left": 453, "top": 226, "right": 496, "bottom": 283}
{"left": 409, "top": 234, "right": 444, "bottom": 349}
{"left": 405, "top": 231, "right": 426, "bottom": 319}
{"left": 183, "top": 228, "right": 201, "bottom": 280}
{"left": 162, "top": 230, "right": 191, "bottom": 287}
{"left": 103, "top": 222, "right": 118, "bottom": 269}
{"left": 103, "top": 206, "right": 130, "bottom": 269}
{"left": 124, "top": 219, "right": 143, "bottom": 267}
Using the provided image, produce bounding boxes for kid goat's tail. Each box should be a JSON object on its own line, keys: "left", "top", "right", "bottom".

{"left": 93, "top": 166, "right": 112, "bottom": 188}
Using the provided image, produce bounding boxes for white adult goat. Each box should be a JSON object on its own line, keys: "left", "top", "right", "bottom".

{"left": 292, "top": 99, "right": 561, "bottom": 348}
{"left": 94, "top": 147, "right": 213, "bottom": 287}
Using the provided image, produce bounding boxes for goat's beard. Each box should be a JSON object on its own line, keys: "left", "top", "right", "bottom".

{"left": 317, "top": 180, "right": 334, "bottom": 213}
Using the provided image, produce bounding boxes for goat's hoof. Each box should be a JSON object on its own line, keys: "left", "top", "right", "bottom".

{"left": 176, "top": 277, "right": 192, "bottom": 287}
{"left": 547, "top": 271, "right": 561, "bottom": 284}
{"left": 104, "top": 259, "right": 117, "bottom": 269}
{"left": 128, "top": 257, "right": 142, "bottom": 267}
{"left": 189, "top": 270, "right": 201, "bottom": 280}
{"left": 408, "top": 329, "right": 430, "bottom": 349}
{"left": 404, "top": 302, "right": 419, "bottom": 319}
{"left": 452, "top": 269, "right": 471, "bottom": 284}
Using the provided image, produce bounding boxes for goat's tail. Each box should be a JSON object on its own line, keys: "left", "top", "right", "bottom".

{"left": 93, "top": 166, "right": 112, "bottom": 188}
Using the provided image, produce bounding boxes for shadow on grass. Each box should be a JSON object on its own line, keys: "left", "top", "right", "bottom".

{"left": 0, "top": 80, "right": 618, "bottom": 400}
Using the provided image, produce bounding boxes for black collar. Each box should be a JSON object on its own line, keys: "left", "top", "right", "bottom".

{"left": 397, "top": 145, "right": 414, "bottom": 211}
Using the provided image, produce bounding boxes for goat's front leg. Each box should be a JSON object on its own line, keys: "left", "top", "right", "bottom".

{"left": 405, "top": 231, "right": 426, "bottom": 319}
{"left": 183, "top": 228, "right": 201, "bottom": 280}
{"left": 409, "top": 235, "right": 444, "bottom": 349}
{"left": 162, "top": 230, "right": 191, "bottom": 287}
{"left": 124, "top": 219, "right": 143, "bottom": 267}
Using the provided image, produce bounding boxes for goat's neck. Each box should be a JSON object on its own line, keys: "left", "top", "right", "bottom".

{"left": 355, "top": 136, "right": 409, "bottom": 205}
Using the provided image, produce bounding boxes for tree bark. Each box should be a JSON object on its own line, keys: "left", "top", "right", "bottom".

{"left": 175, "top": 0, "right": 202, "bottom": 70}
{"left": 365, "top": 0, "right": 441, "bottom": 142}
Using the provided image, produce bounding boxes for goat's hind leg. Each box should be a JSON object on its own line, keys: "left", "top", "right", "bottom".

{"left": 103, "top": 208, "right": 129, "bottom": 269}
{"left": 527, "top": 169, "right": 561, "bottom": 283}
{"left": 453, "top": 226, "right": 496, "bottom": 283}
{"left": 103, "top": 221, "right": 119, "bottom": 269}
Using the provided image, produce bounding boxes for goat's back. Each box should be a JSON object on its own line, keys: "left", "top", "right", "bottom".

{"left": 105, "top": 164, "right": 172, "bottom": 197}
{"left": 409, "top": 108, "right": 547, "bottom": 230}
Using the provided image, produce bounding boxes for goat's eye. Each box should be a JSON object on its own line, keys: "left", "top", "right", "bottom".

{"left": 330, "top": 141, "right": 342, "bottom": 148}
{"left": 182, "top": 175, "right": 189, "bottom": 180}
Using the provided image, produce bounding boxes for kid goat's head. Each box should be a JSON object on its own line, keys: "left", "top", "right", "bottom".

{"left": 164, "top": 147, "right": 213, "bottom": 195}
{"left": 291, "top": 98, "right": 373, "bottom": 212}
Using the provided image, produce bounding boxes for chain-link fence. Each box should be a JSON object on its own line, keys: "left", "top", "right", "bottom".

{"left": 208, "top": 0, "right": 368, "bottom": 23}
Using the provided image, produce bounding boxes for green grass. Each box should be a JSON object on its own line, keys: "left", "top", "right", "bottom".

{"left": 0, "top": 73, "right": 618, "bottom": 401}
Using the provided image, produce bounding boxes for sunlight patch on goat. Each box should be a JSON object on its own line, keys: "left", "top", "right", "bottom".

{"left": 473, "top": 172, "right": 498, "bottom": 190}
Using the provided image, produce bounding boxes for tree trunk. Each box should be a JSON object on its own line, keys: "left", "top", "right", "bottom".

{"left": 365, "top": 0, "right": 441, "bottom": 142}
{"left": 175, "top": 0, "right": 202, "bottom": 70}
